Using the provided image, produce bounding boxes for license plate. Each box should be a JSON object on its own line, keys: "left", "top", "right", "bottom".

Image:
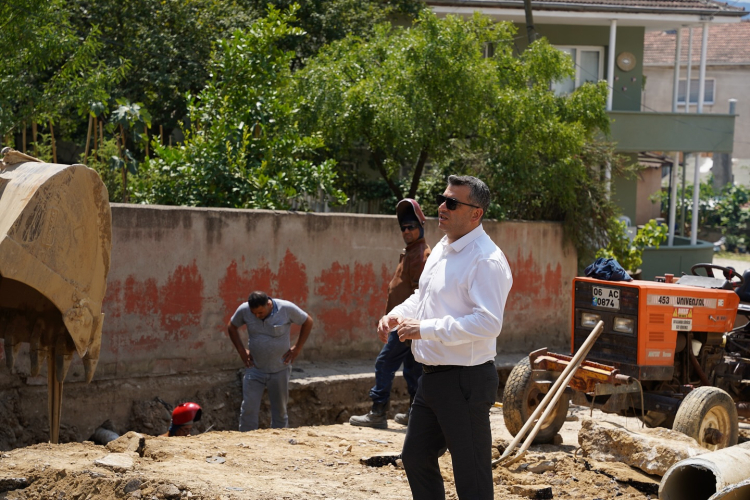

{"left": 592, "top": 286, "right": 620, "bottom": 310}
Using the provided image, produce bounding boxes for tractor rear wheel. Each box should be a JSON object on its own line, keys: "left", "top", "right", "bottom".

{"left": 672, "top": 386, "right": 738, "bottom": 450}
{"left": 502, "top": 357, "right": 569, "bottom": 444}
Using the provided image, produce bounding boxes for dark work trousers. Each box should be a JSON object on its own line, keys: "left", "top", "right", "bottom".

{"left": 369, "top": 330, "right": 423, "bottom": 404}
{"left": 402, "top": 361, "right": 498, "bottom": 500}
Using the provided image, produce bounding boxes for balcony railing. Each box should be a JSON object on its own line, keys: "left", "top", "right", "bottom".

{"left": 607, "top": 110, "right": 735, "bottom": 153}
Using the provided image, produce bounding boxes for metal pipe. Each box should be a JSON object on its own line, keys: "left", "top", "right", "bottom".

{"left": 697, "top": 23, "right": 709, "bottom": 114}
{"left": 659, "top": 442, "right": 750, "bottom": 500}
{"left": 607, "top": 20, "right": 617, "bottom": 111}
{"left": 689, "top": 350, "right": 710, "bottom": 386}
{"left": 668, "top": 152, "right": 679, "bottom": 246}
{"left": 495, "top": 321, "right": 605, "bottom": 466}
{"left": 672, "top": 28, "right": 683, "bottom": 113}
{"left": 691, "top": 153, "right": 700, "bottom": 245}
{"left": 685, "top": 27, "right": 693, "bottom": 113}
{"left": 680, "top": 159, "right": 687, "bottom": 235}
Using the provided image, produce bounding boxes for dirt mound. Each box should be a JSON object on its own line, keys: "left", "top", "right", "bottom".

{"left": 0, "top": 409, "right": 655, "bottom": 500}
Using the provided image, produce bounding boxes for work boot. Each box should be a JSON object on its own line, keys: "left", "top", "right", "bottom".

{"left": 349, "top": 401, "right": 389, "bottom": 429}
{"left": 394, "top": 395, "right": 414, "bottom": 426}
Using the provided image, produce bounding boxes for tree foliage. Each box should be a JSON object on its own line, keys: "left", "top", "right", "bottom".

{"left": 298, "top": 10, "right": 623, "bottom": 258}
{"left": 0, "top": 0, "right": 126, "bottom": 136}
{"left": 133, "top": 6, "right": 346, "bottom": 210}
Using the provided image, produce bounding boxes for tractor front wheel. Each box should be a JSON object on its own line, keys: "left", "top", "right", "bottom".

{"left": 502, "top": 357, "right": 569, "bottom": 444}
{"left": 672, "top": 386, "right": 738, "bottom": 450}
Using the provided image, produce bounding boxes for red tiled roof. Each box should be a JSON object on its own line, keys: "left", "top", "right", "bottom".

{"left": 428, "top": 0, "right": 745, "bottom": 15}
{"left": 644, "top": 21, "right": 750, "bottom": 65}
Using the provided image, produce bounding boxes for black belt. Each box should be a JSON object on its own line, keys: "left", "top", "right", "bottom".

{"left": 422, "top": 360, "right": 494, "bottom": 374}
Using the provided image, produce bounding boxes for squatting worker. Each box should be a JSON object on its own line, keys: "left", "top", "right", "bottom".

{"left": 162, "top": 402, "right": 202, "bottom": 437}
{"left": 378, "top": 175, "right": 513, "bottom": 499}
{"left": 227, "top": 291, "right": 313, "bottom": 431}
{"left": 350, "top": 198, "right": 431, "bottom": 428}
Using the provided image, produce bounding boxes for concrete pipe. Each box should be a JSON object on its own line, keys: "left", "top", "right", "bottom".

{"left": 709, "top": 478, "right": 750, "bottom": 500}
{"left": 659, "top": 442, "right": 750, "bottom": 500}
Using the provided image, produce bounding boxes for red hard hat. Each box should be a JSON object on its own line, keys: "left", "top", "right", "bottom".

{"left": 171, "top": 402, "right": 202, "bottom": 425}
{"left": 396, "top": 198, "right": 426, "bottom": 226}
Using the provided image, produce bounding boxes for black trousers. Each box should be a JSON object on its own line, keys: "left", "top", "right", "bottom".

{"left": 401, "top": 361, "right": 498, "bottom": 500}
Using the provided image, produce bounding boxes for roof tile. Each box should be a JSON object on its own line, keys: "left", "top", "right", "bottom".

{"left": 644, "top": 22, "right": 750, "bottom": 65}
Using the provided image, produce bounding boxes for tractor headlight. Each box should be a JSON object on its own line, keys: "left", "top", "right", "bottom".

{"left": 613, "top": 317, "right": 634, "bottom": 334}
{"left": 581, "top": 312, "right": 601, "bottom": 328}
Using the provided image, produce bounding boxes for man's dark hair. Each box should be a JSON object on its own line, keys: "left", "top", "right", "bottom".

{"left": 447, "top": 175, "right": 491, "bottom": 220}
{"left": 247, "top": 291, "right": 270, "bottom": 309}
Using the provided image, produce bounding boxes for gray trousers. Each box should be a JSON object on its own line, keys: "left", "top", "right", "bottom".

{"left": 239, "top": 365, "right": 291, "bottom": 431}
{"left": 402, "top": 361, "right": 498, "bottom": 500}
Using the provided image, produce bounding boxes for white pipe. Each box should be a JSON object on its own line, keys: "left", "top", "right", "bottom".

{"left": 607, "top": 20, "right": 617, "bottom": 111}
{"left": 668, "top": 152, "right": 679, "bottom": 246}
{"left": 685, "top": 27, "right": 693, "bottom": 113}
{"left": 697, "top": 23, "right": 709, "bottom": 114}
{"left": 659, "top": 441, "right": 750, "bottom": 500}
{"left": 495, "top": 321, "right": 605, "bottom": 466}
{"left": 710, "top": 478, "right": 750, "bottom": 500}
{"left": 672, "top": 28, "right": 682, "bottom": 113}
{"left": 691, "top": 154, "right": 700, "bottom": 245}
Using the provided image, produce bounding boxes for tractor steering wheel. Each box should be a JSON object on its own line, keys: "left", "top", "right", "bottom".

{"left": 690, "top": 263, "right": 745, "bottom": 286}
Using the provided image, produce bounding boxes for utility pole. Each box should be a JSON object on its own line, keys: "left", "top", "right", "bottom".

{"left": 523, "top": 0, "right": 536, "bottom": 44}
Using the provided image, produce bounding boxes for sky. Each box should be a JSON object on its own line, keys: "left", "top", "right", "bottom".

{"left": 726, "top": 0, "right": 750, "bottom": 17}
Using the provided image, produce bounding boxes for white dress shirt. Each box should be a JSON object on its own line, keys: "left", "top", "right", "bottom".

{"left": 389, "top": 224, "right": 513, "bottom": 366}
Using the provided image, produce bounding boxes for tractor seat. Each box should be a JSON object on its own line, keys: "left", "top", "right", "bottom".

{"left": 735, "top": 270, "right": 750, "bottom": 302}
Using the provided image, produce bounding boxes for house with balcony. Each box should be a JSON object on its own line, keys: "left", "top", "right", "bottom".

{"left": 643, "top": 22, "right": 750, "bottom": 187}
{"left": 427, "top": 0, "right": 745, "bottom": 277}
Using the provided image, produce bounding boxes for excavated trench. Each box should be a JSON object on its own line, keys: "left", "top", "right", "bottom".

{"left": 0, "top": 359, "right": 518, "bottom": 451}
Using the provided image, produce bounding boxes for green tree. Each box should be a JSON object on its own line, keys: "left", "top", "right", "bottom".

{"left": 133, "top": 6, "right": 346, "bottom": 210}
{"left": 298, "top": 11, "right": 622, "bottom": 258}
{"left": 69, "top": 0, "right": 256, "bottom": 134}
{"left": 0, "top": 0, "right": 126, "bottom": 147}
{"left": 65, "top": 0, "right": 423, "bottom": 140}
{"left": 245, "top": 0, "right": 424, "bottom": 66}
{"left": 298, "top": 11, "right": 508, "bottom": 200}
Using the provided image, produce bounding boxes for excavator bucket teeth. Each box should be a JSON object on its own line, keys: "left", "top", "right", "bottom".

{"left": 0, "top": 149, "right": 112, "bottom": 443}
{"left": 82, "top": 324, "right": 102, "bottom": 383}
{"left": 54, "top": 334, "right": 74, "bottom": 384}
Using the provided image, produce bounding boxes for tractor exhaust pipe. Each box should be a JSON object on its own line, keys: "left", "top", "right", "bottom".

{"left": 659, "top": 442, "right": 750, "bottom": 500}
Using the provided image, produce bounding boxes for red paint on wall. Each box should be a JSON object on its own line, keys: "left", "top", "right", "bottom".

{"left": 314, "top": 261, "right": 388, "bottom": 341}
{"left": 124, "top": 276, "right": 158, "bottom": 316}
{"left": 159, "top": 262, "right": 204, "bottom": 339}
{"left": 103, "top": 261, "right": 205, "bottom": 353}
{"left": 218, "top": 249, "right": 308, "bottom": 326}
{"left": 506, "top": 249, "right": 565, "bottom": 312}
{"left": 104, "top": 280, "right": 122, "bottom": 319}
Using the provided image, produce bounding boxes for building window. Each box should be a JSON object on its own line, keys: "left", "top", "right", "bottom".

{"left": 677, "top": 79, "right": 715, "bottom": 105}
{"left": 483, "top": 42, "right": 495, "bottom": 58}
{"left": 551, "top": 46, "right": 605, "bottom": 95}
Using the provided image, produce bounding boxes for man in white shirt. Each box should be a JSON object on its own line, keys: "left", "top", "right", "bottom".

{"left": 377, "top": 175, "right": 513, "bottom": 500}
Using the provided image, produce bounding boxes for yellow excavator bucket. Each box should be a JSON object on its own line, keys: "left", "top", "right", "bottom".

{"left": 0, "top": 148, "right": 112, "bottom": 443}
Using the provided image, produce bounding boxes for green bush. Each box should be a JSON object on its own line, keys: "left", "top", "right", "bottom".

{"left": 596, "top": 218, "right": 668, "bottom": 272}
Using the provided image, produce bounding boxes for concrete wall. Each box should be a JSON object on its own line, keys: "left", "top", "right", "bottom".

{"left": 1, "top": 205, "right": 576, "bottom": 386}
{"left": 642, "top": 64, "right": 750, "bottom": 159}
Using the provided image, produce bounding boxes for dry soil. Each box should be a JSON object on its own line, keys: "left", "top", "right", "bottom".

{"left": 0, "top": 405, "right": 666, "bottom": 500}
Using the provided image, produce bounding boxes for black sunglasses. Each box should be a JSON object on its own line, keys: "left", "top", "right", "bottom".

{"left": 400, "top": 224, "right": 418, "bottom": 232}
{"left": 437, "top": 194, "right": 480, "bottom": 211}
